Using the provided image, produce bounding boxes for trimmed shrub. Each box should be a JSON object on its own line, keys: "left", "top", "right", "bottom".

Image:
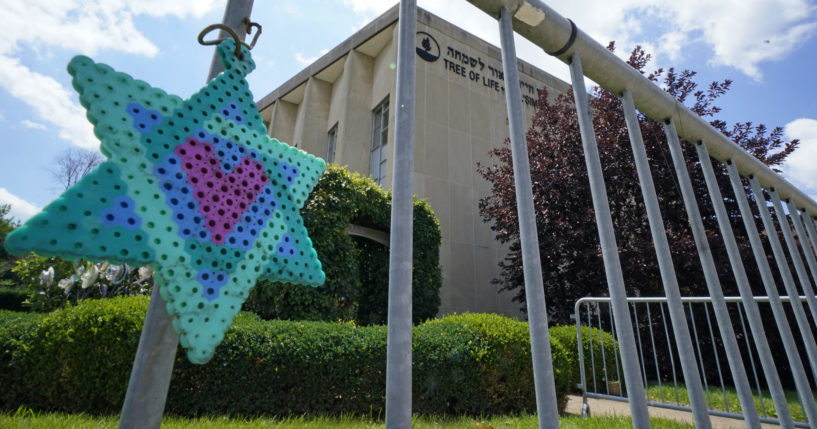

{"left": 0, "top": 297, "right": 573, "bottom": 416}
{"left": 243, "top": 164, "right": 442, "bottom": 325}
{"left": 414, "top": 313, "right": 573, "bottom": 414}
{"left": 550, "top": 324, "right": 620, "bottom": 393}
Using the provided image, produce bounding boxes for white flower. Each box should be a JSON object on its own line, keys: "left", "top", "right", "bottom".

{"left": 81, "top": 264, "right": 98, "bottom": 289}
{"left": 39, "top": 267, "right": 55, "bottom": 287}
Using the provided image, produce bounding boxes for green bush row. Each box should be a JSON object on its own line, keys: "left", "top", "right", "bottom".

{"left": 0, "top": 297, "right": 577, "bottom": 416}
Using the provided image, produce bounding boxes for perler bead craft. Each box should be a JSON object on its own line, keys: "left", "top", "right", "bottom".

{"left": 4, "top": 39, "right": 326, "bottom": 364}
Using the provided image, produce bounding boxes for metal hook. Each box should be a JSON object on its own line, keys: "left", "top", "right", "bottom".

{"left": 198, "top": 19, "right": 262, "bottom": 59}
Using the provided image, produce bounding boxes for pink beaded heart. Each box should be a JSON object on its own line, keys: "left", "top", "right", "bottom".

{"left": 175, "top": 136, "right": 269, "bottom": 244}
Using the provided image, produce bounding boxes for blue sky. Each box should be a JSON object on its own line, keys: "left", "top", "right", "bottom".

{"left": 0, "top": 0, "right": 816, "bottom": 221}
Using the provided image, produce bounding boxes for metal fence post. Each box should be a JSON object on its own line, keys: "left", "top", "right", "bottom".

{"left": 750, "top": 184, "right": 817, "bottom": 388}
{"left": 721, "top": 159, "right": 816, "bottom": 426}
{"left": 695, "top": 142, "right": 794, "bottom": 428}
{"left": 662, "top": 119, "right": 760, "bottom": 426}
{"left": 790, "top": 202, "right": 817, "bottom": 307}
{"left": 621, "top": 90, "right": 711, "bottom": 428}
{"left": 568, "top": 53, "right": 651, "bottom": 429}
{"left": 385, "top": 0, "right": 416, "bottom": 427}
{"left": 776, "top": 197, "right": 817, "bottom": 327}
{"left": 497, "top": 8, "right": 560, "bottom": 428}
{"left": 118, "top": 3, "right": 253, "bottom": 428}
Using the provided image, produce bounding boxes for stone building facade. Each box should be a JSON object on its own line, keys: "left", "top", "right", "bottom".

{"left": 257, "top": 5, "right": 568, "bottom": 317}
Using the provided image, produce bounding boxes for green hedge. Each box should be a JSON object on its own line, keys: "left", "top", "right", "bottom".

{"left": 0, "top": 287, "right": 28, "bottom": 311}
{"left": 243, "top": 164, "right": 442, "bottom": 325}
{"left": 550, "top": 324, "right": 620, "bottom": 393}
{"left": 1, "top": 297, "right": 573, "bottom": 416}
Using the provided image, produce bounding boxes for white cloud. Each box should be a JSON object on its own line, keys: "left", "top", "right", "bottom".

{"left": 784, "top": 118, "right": 817, "bottom": 201}
{"left": 295, "top": 49, "right": 330, "bottom": 67}
{"left": 0, "top": 55, "right": 97, "bottom": 149}
{"left": 0, "top": 187, "right": 41, "bottom": 222}
{"left": 0, "top": 0, "right": 220, "bottom": 150}
{"left": 21, "top": 120, "right": 46, "bottom": 130}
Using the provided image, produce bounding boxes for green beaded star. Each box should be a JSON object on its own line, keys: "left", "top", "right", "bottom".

{"left": 4, "top": 39, "right": 326, "bottom": 364}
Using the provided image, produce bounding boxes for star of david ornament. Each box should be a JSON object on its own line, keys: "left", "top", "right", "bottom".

{"left": 4, "top": 39, "right": 326, "bottom": 364}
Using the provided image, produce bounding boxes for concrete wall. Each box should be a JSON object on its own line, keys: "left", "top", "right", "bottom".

{"left": 258, "top": 6, "right": 569, "bottom": 318}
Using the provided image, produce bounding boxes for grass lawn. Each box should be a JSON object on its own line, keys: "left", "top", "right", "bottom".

{"left": 644, "top": 381, "right": 813, "bottom": 422}
{"left": 0, "top": 411, "right": 694, "bottom": 428}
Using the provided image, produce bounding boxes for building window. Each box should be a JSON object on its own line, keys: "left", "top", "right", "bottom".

{"left": 327, "top": 123, "right": 338, "bottom": 163}
{"left": 370, "top": 97, "right": 389, "bottom": 185}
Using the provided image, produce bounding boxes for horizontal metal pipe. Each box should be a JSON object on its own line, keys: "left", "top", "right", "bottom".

{"left": 585, "top": 393, "right": 810, "bottom": 428}
{"left": 576, "top": 296, "right": 813, "bottom": 304}
{"left": 463, "top": 0, "right": 817, "bottom": 218}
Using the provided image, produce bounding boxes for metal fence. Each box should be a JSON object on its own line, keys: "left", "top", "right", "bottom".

{"left": 575, "top": 295, "right": 816, "bottom": 427}
{"left": 384, "top": 1, "right": 817, "bottom": 428}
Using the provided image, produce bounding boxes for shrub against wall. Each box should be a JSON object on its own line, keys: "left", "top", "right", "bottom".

{"left": 243, "top": 164, "right": 442, "bottom": 325}
{"left": 549, "top": 324, "right": 620, "bottom": 394}
{"left": 0, "top": 297, "right": 573, "bottom": 416}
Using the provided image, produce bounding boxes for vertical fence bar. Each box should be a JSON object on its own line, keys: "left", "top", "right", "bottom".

{"left": 621, "top": 90, "right": 711, "bottom": 427}
{"left": 695, "top": 142, "right": 794, "bottom": 428}
{"left": 792, "top": 204, "right": 817, "bottom": 300}
{"left": 703, "top": 303, "right": 729, "bottom": 413}
{"left": 645, "top": 304, "right": 664, "bottom": 403}
{"left": 597, "top": 306, "right": 610, "bottom": 394}
{"left": 752, "top": 185, "right": 817, "bottom": 388}
{"left": 588, "top": 303, "right": 598, "bottom": 392}
{"left": 609, "top": 303, "right": 623, "bottom": 393}
{"left": 632, "top": 303, "right": 650, "bottom": 390}
{"left": 722, "top": 159, "right": 814, "bottom": 426}
{"left": 575, "top": 302, "right": 590, "bottom": 416}
{"left": 497, "top": 9, "right": 559, "bottom": 428}
{"left": 687, "top": 303, "right": 713, "bottom": 409}
{"left": 569, "top": 53, "right": 651, "bottom": 428}
{"left": 803, "top": 215, "right": 817, "bottom": 262}
{"left": 662, "top": 120, "right": 760, "bottom": 425}
{"left": 385, "top": 0, "right": 416, "bottom": 427}
{"left": 737, "top": 304, "right": 768, "bottom": 418}
{"left": 118, "top": 3, "right": 253, "bottom": 428}
{"left": 778, "top": 197, "right": 817, "bottom": 326}
{"left": 658, "top": 303, "right": 680, "bottom": 404}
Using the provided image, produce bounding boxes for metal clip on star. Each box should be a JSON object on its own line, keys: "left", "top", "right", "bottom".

{"left": 4, "top": 27, "right": 326, "bottom": 365}
{"left": 198, "top": 19, "right": 262, "bottom": 60}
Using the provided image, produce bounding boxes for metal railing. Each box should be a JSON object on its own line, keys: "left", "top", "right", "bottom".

{"left": 575, "top": 295, "right": 817, "bottom": 427}
{"left": 386, "top": 1, "right": 817, "bottom": 427}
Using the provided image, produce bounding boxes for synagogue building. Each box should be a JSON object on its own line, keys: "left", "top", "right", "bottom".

{"left": 257, "top": 5, "right": 569, "bottom": 316}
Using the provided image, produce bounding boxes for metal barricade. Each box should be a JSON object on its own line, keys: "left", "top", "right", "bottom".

{"left": 575, "top": 295, "right": 816, "bottom": 427}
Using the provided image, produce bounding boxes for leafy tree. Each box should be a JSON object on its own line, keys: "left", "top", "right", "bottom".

{"left": 477, "top": 44, "right": 798, "bottom": 324}
{"left": 0, "top": 204, "right": 21, "bottom": 287}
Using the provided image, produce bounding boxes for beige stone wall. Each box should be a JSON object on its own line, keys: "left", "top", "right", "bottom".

{"left": 260, "top": 7, "right": 569, "bottom": 319}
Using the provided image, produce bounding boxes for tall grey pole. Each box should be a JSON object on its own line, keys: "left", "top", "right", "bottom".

{"left": 791, "top": 201, "right": 817, "bottom": 307}
{"left": 497, "top": 8, "right": 559, "bottom": 428}
{"left": 778, "top": 197, "right": 817, "bottom": 328}
{"left": 118, "top": 3, "right": 253, "bottom": 428}
{"left": 727, "top": 163, "right": 817, "bottom": 426}
{"left": 755, "top": 187, "right": 817, "bottom": 387}
{"left": 207, "top": 0, "right": 255, "bottom": 79}
{"left": 803, "top": 214, "right": 817, "bottom": 270}
{"left": 621, "top": 90, "right": 712, "bottom": 428}
{"left": 385, "top": 1, "right": 415, "bottom": 428}
{"left": 695, "top": 146, "right": 793, "bottom": 428}
{"left": 568, "top": 53, "right": 651, "bottom": 429}
{"left": 662, "top": 120, "right": 760, "bottom": 427}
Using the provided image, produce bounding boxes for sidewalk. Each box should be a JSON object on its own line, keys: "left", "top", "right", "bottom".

{"left": 563, "top": 395, "right": 780, "bottom": 428}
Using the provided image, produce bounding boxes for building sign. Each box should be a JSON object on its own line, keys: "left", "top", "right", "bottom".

{"left": 416, "top": 31, "right": 542, "bottom": 108}
{"left": 416, "top": 31, "right": 440, "bottom": 62}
